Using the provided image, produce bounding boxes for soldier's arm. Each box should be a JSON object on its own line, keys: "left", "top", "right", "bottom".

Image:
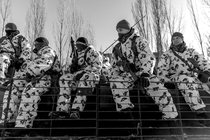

{"left": 27, "top": 47, "right": 55, "bottom": 76}
{"left": 19, "top": 37, "right": 32, "bottom": 61}
{"left": 191, "top": 49, "right": 210, "bottom": 72}
{"left": 84, "top": 47, "right": 103, "bottom": 75}
{"left": 135, "top": 37, "right": 155, "bottom": 76}
{"left": 157, "top": 52, "right": 171, "bottom": 83}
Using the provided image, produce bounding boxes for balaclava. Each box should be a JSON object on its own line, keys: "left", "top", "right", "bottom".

{"left": 5, "top": 23, "right": 19, "bottom": 38}
{"left": 116, "top": 19, "right": 134, "bottom": 43}
{"left": 76, "top": 37, "right": 88, "bottom": 52}
{"left": 33, "top": 37, "right": 49, "bottom": 54}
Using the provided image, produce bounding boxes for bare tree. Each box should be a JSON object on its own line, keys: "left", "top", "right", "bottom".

{"left": 53, "top": 0, "right": 96, "bottom": 68}
{"left": 131, "top": 0, "right": 154, "bottom": 51}
{"left": 0, "top": 0, "right": 11, "bottom": 36}
{"left": 187, "top": 0, "right": 204, "bottom": 55}
{"left": 164, "top": 1, "right": 185, "bottom": 36}
{"left": 150, "top": 0, "right": 168, "bottom": 59}
{"left": 53, "top": 0, "right": 71, "bottom": 67}
{"left": 25, "top": 0, "right": 46, "bottom": 46}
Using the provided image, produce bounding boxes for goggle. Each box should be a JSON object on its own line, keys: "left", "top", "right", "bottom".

{"left": 76, "top": 41, "right": 87, "bottom": 46}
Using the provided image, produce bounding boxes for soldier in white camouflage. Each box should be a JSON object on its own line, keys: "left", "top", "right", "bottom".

{"left": 157, "top": 32, "right": 210, "bottom": 127}
{"left": 56, "top": 37, "right": 102, "bottom": 119}
{"left": 110, "top": 19, "right": 181, "bottom": 136}
{"left": 6, "top": 37, "right": 61, "bottom": 136}
{"left": 0, "top": 23, "right": 32, "bottom": 127}
{"left": 0, "top": 23, "right": 31, "bottom": 84}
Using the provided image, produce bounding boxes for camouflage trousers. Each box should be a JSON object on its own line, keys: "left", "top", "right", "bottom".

{"left": 110, "top": 73, "right": 178, "bottom": 119}
{"left": 0, "top": 53, "right": 10, "bottom": 80}
{"left": 56, "top": 71, "right": 99, "bottom": 113}
{"left": 0, "top": 78, "right": 27, "bottom": 124}
{"left": 172, "top": 75, "right": 206, "bottom": 111}
{"left": 0, "top": 75, "right": 51, "bottom": 128}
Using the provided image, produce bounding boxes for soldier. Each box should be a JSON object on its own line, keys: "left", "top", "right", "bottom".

{"left": 56, "top": 37, "right": 102, "bottom": 119}
{"left": 110, "top": 19, "right": 179, "bottom": 136}
{"left": 0, "top": 23, "right": 31, "bottom": 85}
{"left": 7, "top": 37, "right": 60, "bottom": 136}
{"left": 0, "top": 22, "right": 32, "bottom": 126}
{"left": 157, "top": 32, "right": 210, "bottom": 127}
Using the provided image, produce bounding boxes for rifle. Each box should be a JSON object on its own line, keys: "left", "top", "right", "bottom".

{"left": 114, "top": 43, "right": 138, "bottom": 81}
{"left": 70, "top": 36, "right": 78, "bottom": 73}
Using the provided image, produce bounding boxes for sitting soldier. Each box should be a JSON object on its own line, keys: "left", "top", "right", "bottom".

{"left": 157, "top": 32, "right": 210, "bottom": 127}
{"left": 0, "top": 22, "right": 31, "bottom": 85}
{"left": 110, "top": 19, "right": 181, "bottom": 136}
{"left": 56, "top": 37, "right": 102, "bottom": 119}
{"left": 6, "top": 37, "right": 60, "bottom": 137}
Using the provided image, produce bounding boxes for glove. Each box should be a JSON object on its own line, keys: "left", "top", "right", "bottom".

{"left": 198, "top": 71, "right": 210, "bottom": 83}
{"left": 25, "top": 73, "right": 34, "bottom": 82}
{"left": 15, "top": 58, "right": 25, "bottom": 70}
{"left": 137, "top": 73, "right": 150, "bottom": 88}
{"left": 74, "top": 72, "right": 85, "bottom": 81}
{"left": 164, "top": 82, "right": 176, "bottom": 89}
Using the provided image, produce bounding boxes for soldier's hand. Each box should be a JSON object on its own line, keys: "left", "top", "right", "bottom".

{"left": 25, "top": 73, "right": 33, "bottom": 82}
{"left": 15, "top": 58, "right": 25, "bottom": 70}
{"left": 198, "top": 71, "right": 210, "bottom": 83}
{"left": 137, "top": 73, "right": 150, "bottom": 88}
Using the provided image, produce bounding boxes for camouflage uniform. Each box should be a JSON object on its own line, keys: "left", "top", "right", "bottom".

{"left": 157, "top": 45, "right": 210, "bottom": 111}
{"left": 56, "top": 44, "right": 102, "bottom": 114}
{"left": 101, "top": 57, "right": 111, "bottom": 82}
{"left": 110, "top": 28, "right": 178, "bottom": 119}
{"left": 13, "top": 41, "right": 60, "bottom": 128}
{"left": 0, "top": 33, "right": 32, "bottom": 124}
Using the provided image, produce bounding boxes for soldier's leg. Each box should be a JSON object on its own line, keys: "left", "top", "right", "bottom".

{"left": 176, "top": 75, "right": 206, "bottom": 111}
{"left": 110, "top": 74, "right": 137, "bottom": 136}
{"left": 70, "top": 72, "right": 99, "bottom": 118}
{"left": 148, "top": 76, "right": 182, "bottom": 136}
{"left": 147, "top": 75, "right": 178, "bottom": 119}
{"left": 0, "top": 79, "right": 27, "bottom": 125}
{"left": 56, "top": 73, "right": 74, "bottom": 113}
{"left": 177, "top": 75, "right": 210, "bottom": 126}
{"left": 110, "top": 74, "right": 134, "bottom": 112}
{"left": 15, "top": 77, "right": 51, "bottom": 128}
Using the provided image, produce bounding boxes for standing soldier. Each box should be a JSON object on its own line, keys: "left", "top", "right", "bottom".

{"left": 56, "top": 37, "right": 102, "bottom": 119}
{"left": 157, "top": 32, "right": 210, "bottom": 127}
{"left": 110, "top": 19, "right": 180, "bottom": 136}
{"left": 6, "top": 37, "right": 60, "bottom": 136}
{"left": 0, "top": 22, "right": 32, "bottom": 126}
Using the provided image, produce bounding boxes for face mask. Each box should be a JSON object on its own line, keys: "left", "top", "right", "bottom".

{"left": 76, "top": 44, "right": 87, "bottom": 52}
{"left": 33, "top": 43, "right": 45, "bottom": 54}
{"left": 5, "top": 30, "right": 16, "bottom": 36}
{"left": 118, "top": 33, "right": 125, "bottom": 39}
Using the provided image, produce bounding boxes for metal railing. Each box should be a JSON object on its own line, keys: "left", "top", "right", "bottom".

{"left": 0, "top": 79, "right": 210, "bottom": 140}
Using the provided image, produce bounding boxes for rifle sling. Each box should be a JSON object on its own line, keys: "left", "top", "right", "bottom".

{"left": 171, "top": 48, "right": 194, "bottom": 71}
